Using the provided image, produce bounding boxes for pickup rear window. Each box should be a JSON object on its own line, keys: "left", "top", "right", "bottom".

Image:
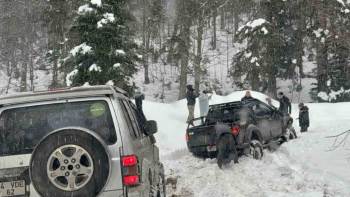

{"left": 0, "top": 100, "right": 117, "bottom": 156}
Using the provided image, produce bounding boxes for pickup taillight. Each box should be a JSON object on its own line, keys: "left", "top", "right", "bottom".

{"left": 231, "top": 126, "right": 240, "bottom": 136}
{"left": 121, "top": 155, "right": 140, "bottom": 186}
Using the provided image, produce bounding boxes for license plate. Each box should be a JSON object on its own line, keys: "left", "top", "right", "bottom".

{"left": 207, "top": 145, "right": 217, "bottom": 152}
{"left": 0, "top": 180, "right": 25, "bottom": 197}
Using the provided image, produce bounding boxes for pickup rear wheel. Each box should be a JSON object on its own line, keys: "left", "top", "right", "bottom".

{"left": 216, "top": 134, "right": 237, "bottom": 168}
{"left": 250, "top": 140, "right": 263, "bottom": 160}
{"left": 30, "top": 129, "right": 110, "bottom": 197}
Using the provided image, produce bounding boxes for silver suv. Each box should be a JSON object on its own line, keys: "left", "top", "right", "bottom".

{"left": 0, "top": 85, "right": 165, "bottom": 197}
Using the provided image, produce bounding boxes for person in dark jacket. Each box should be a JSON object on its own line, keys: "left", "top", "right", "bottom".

{"left": 298, "top": 103, "right": 310, "bottom": 132}
{"left": 241, "top": 90, "right": 254, "bottom": 104}
{"left": 134, "top": 88, "right": 146, "bottom": 125}
{"left": 135, "top": 89, "right": 145, "bottom": 111}
{"left": 277, "top": 92, "right": 291, "bottom": 115}
{"left": 186, "top": 85, "right": 198, "bottom": 124}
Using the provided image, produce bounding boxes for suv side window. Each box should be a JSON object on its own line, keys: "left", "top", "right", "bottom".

{"left": 254, "top": 102, "right": 272, "bottom": 117}
{"left": 120, "top": 100, "right": 141, "bottom": 138}
{"left": 128, "top": 102, "right": 146, "bottom": 134}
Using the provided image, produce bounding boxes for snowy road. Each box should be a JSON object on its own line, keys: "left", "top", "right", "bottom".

{"left": 144, "top": 91, "right": 350, "bottom": 197}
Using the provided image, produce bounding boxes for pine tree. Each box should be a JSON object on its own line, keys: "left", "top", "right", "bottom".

{"left": 232, "top": 0, "right": 289, "bottom": 97}
{"left": 312, "top": 0, "right": 350, "bottom": 102}
{"left": 65, "top": 0, "right": 139, "bottom": 93}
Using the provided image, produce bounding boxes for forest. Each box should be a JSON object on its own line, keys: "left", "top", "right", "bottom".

{"left": 0, "top": 0, "right": 350, "bottom": 102}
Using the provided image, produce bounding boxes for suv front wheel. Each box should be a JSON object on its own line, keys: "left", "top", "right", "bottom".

{"left": 250, "top": 140, "right": 263, "bottom": 160}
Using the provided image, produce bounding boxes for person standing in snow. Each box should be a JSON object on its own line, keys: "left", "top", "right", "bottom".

{"left": 135, "top": 88, "right": 145, "bottom": 111}
{"left": 277, "top": 92, "right": 291, "bottom": 115}
{"left": 134, "top": 88, "right": 146, "bottom": 125}
{"left": 199, "top": 90, "right": 212, "bottom": 117}
{"left": 298, "top": 103, "right": 310, "bottom": 132}
{"left": 186, "top": 85, "right": 198, "bottom": 124}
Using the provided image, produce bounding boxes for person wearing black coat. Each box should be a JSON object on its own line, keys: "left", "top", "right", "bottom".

{"left": 298, "top": 103, "right": 310, "bottom": 132}
{"left": 277, "top": 92, "right": 291, "bottom": 115}
{"left": 186, "top": 85, "right": 198, "bottom": 124}
{"left": 135, "top": 89, "right": 145, "bottom": 111}
{"left": 134, "top": 89, "right": 146, "bottom": 125}
{"left": 241, "top": 90, "right": 254, "bottom": 104}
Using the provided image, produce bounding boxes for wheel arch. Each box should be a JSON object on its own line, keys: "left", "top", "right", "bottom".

{"left": 247, "top": 125, "right": 263, "bottom": 143}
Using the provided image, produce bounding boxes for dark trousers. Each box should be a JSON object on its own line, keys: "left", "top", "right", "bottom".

{"left": 300, "top": 126, "right": 308, "bottom": 132}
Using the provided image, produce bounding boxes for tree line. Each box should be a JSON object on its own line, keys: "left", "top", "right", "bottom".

{"left": 0, "top": 0, "right": 349, "bottom": 102}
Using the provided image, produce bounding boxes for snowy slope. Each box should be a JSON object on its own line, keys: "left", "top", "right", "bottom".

{"left": 145, "top": 91, "right": 350, "bottom": 197}
{"left": 0, "top": 69, "right": 52, "bottom": 95}
{"left": 133, "top": 18, "right": 318, "bottom": 103}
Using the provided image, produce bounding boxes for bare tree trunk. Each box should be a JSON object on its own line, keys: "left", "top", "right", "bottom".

{"left": 220, "top": 7, "right": 225, "bottom": 30}
{"left": 5, "top": 60, "right": 13, "bottom": 94}
{"left": 233, "top": 10, "right": 239, "bottom": 42}
{"left": 315, "top": 0, "right": 328, "bottom": 93}
{"left": 29, "top": 54, "right": 34, "bottom": 91}
{"left": 51, "top": 60, "right": 59, "bottom": 88}
{"left": 195, "top": 11, "right": 204, "bottom": 92}
{"left": 295, "top": 0, "right": 306, "bottom": 78}
{"left": 142, "top": 0, "right": 150, "bottom": 84}
{"left": 144, "top": 27, "right": 151, "bottom": 84}
{"left": 178, "top": 24, "right": 190, "bottom": 99}
{"left": 20, "top": 62, "right": 28, "bottom": 92}
{"left": 167, "top": 23, "right": 178, "bottom": 65}
{"left": 178, "top": 0, "right": 192, "bottom": 100}
{"left": 250, "top": 68, "right": 260, "bottom": 91}
{"left": 212, "top": 8, "right": 217, "bottom": 50}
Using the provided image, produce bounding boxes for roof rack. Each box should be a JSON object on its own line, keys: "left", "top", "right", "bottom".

{"left": 0, "top": 85, "right": 129, "bottom": 106}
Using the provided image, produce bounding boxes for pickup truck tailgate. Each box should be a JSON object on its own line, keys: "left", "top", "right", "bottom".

{"left": 187, "top": 126, "right": 215, "bottom": 147}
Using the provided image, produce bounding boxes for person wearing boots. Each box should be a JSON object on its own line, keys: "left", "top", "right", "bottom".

{"left": 186, "top": 85, "right": 198, "bottom": 124}
{"left": 298, "top": 103, "right": 310, "bottom": 132}
{"left": 277, "top": 92, "right": 292, "bottom": 115}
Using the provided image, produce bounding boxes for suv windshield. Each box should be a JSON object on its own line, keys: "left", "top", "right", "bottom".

{"left": 0, "top": 100, "right": 117, "bottom": 156}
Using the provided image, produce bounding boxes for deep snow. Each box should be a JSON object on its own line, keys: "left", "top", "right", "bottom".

{"left": 145, "top": 91, "right": 350, "bottom": 197}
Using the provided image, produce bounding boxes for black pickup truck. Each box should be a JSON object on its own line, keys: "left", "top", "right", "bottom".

{"left": 186, "top": 98, "right": 296, "bottom": 168}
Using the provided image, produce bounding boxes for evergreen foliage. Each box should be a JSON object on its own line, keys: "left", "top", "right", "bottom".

{"left": 65, "top": 0, "right": 139, "bottom": 93}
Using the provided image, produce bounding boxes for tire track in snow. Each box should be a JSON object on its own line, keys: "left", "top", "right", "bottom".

{"left": 163, "top": 144, "right": 350, "bottom": 197}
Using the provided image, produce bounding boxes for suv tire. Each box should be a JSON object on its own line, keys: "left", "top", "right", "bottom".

{"left": 250, "top": 140, "right": 263, "bottom": 160}
{"left": 30, "top": 129, "right": 110, "bottom": 197}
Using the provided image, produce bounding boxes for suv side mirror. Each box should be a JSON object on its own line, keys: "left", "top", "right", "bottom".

{"left": 145, "top": 120, "right": 158, "bottom": 135}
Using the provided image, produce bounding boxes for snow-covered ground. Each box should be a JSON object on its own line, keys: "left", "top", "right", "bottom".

{"left": 145, "top": 91, "right": 350, "bottom": 197}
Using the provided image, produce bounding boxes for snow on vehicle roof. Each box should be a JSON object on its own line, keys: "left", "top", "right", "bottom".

{"left": 210, "top": 90, "right": 280, "bottom": 108}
